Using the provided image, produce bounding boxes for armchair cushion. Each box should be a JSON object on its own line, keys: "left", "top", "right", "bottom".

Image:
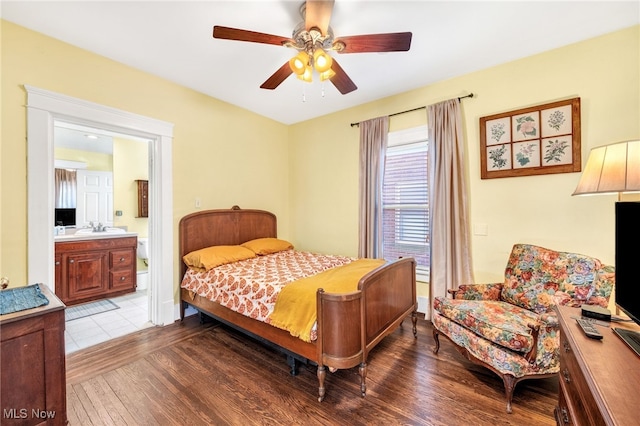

{"left": 434, "top": 298, "right": 539, "bottom": 353}
{"left": 432, "top": 312, "right": 560, "bottom": 377}
{"left": 451, "top": 283, "right": 503, "bottom": 301}
{"left": 500, "top": 244, "right": 614, "bottom": 314}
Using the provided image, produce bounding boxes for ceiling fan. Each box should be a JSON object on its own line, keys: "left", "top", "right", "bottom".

{"left": 212, "top": 0, "right": 412, "bottom": 95}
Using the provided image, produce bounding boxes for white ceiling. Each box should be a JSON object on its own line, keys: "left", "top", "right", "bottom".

{"left": 2, "top": 1, "right": 639, "bottom": 125}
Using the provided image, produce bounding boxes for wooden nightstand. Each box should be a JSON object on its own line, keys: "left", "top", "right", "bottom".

{"left": 555, "top": 305, "right": 640, "bottom": 425}
{"left": 1, "top": 285, "right": 67, "bottom": 425}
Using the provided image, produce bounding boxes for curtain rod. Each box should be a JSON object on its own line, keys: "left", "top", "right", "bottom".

{"left": 349, "top": 93, "right": 474, "bottom": 127}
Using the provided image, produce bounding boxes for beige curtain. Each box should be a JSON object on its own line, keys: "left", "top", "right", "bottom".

{"left": 428, "top": 99, "right": 474, "bottom": 314}
{"left": 358, "top": 116, "right": 389, "bottom": 258}
{"left": 54, "top": 168, "right": 77, "bottom": 208}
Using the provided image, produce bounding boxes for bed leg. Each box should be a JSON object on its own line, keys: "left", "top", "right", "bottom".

{"left": 287, "top": 354, "right": 299, "bottom": 376}
{"left": 411, "top": 310, "right": 418, "bottom": 338}
{"left": 317, "top": 365, "right": 326, "bottom": 402}
{"left": 180, "top": 300, "right": 186, "bottom": 322}
{"left": 359, "top": 362, "right": 367, "bottom": 397}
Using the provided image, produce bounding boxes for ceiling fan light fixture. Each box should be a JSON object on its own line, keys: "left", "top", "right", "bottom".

{"left": 313, "top": 48, "right": 333, "bottom": 73}
{"left": 289, "top": 51, "right": 309, "bottom": 75}
{"left": 212, "top": 0, "right": 411, "bottom": 94}
{"left": 297, "top": 64, "right": 313, "bottom": 82}
{"left": 319, "top": 68, "right": 336, "bottom": 81}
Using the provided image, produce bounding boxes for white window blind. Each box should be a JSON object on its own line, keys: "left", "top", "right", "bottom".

{"left": 382, "top": 126, "right": 429, "bottom": 279}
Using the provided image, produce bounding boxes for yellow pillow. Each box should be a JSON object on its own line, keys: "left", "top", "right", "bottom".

{"left": 241, "top": 238, "right": 294, "bottom": 255}
{"left": 183, "top": 245, "right": 256, "bottom": 270}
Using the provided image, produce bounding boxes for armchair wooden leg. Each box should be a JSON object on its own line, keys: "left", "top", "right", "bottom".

{"left": 502, "top": 374, "right": 516, "bottom": 414}
{"left": 432, "top": 327, "right": 440, "bottom": 354}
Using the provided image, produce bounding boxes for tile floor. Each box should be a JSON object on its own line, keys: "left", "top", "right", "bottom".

{"left": 64, "top": 289, "right": 153, "bottom": 354}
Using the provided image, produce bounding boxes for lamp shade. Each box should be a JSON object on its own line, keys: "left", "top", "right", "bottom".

{"left": 297, "top": 64, "right": 313, "bottom": 82}
{"left": 319, "top": 68, "right": 336, "bottom": 81}
{"left": 289, "top": 51, "right": 309, "bottom": 76}
{"left": 313, "top": 48, "right": 333, "bottom": 73}
{"left": 573, "top": 140, "right": 640, "bottom": 195}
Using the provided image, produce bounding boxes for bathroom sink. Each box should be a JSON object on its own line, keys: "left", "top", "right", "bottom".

{"left": 75, "top": 227, "right": 126, "bottom": 234}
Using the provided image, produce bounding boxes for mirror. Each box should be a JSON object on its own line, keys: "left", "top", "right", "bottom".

{"left": 54, "top": 121, "right": 114, "bottom": 228}
{"left": 53, "top": 120, "right": 150, "bottom": 234}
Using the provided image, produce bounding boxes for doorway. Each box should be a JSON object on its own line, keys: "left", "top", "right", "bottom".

{"left": 26, "top": 85, "right": 175, "bottom": 328}
{"left": 53, "top": 121, "right": 154, "bottom": 351}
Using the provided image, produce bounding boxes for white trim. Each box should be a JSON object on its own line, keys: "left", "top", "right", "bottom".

{"left": 54, "top": 159, "right": 87, "bottom": 170}
{"left": 26, "top": 85, "right": 175, "bottom": 326}
{"left": 388, "top": 125, "right": 428, "bottom": 146}
{"left": 417, "top": 296, "right": 429, "bottom": 315}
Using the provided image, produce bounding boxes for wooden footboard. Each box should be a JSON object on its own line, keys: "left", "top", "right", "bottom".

{"left": 179, "top": 207, "right": 418, "bottom": 402}
{"left": 315, "top": 257, "right": 417, "bottom": 401}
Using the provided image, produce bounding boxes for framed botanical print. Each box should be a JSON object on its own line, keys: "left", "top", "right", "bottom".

{"left": 480, "top": 97, "right": 581, "bottom": 179}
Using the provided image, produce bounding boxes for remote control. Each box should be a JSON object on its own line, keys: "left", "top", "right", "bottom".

{"left": 576, "top": 318, "right": 603, "bottom": 340}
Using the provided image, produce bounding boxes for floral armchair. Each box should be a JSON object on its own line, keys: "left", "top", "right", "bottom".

{"left": 431, "top": 244, "right": 614, "bottom": 413}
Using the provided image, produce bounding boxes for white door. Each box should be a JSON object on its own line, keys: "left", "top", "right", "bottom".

{"left": 76, "top": 170, "right": 113, "bottom": 227}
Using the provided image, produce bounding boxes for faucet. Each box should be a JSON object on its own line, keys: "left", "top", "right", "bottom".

{"left": 89, "top": 221, "right": 107, "bottom": 232}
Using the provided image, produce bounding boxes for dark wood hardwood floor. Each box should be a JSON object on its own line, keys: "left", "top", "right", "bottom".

{"left": 66, "top": 314, "right": 558, "bottom": 425}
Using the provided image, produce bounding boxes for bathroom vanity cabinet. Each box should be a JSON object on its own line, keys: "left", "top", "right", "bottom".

{"left": 55, "top": 236, "right": 137, "bottom": 306}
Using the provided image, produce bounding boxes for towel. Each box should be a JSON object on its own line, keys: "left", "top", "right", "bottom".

{"left": 0, "top": 283, "right": 49, "bottom": 315}
{"left": 269, "top": 258, "right": 385, "bottom": 342}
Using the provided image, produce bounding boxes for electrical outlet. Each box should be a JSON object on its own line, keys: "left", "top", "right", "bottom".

{"left": 195, "top": 198, "right": 201, "bottom": 208}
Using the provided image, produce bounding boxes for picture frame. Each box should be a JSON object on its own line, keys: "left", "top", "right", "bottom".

{"left": 480, "top": 97, "right": 581, "bottom": 179}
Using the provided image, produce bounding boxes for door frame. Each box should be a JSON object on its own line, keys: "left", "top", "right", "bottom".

{"left": 26, "top": 85, "right": 175, "bottom": 326}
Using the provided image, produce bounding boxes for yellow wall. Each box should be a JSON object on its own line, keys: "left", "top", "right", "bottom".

{"left": 112, "top": 136, "right": 148, "bottom": 234}
{"left": 2, "top": 19, "right": 638, "bottom": 307}
{"left": 54, "top": 147, "right": 113, "bottom": 171}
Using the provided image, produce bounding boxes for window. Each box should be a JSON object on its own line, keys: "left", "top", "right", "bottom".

{"left": 54, "top": 168, "right": 77, "bottom": 208}
{"left": 382, "top": 126, "right": 429, "bottom": 280}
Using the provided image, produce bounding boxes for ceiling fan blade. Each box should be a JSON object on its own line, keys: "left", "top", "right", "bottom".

{"left": 329, "top": 58, "right": 357, "bottom": 95}
{"left": 305, "top": 0, "right": 334, "bottom": 35}
{"left": 213, "top": 26, "right": 291, "bottom": 46}
{"left": 334, "top": 32, "right": 412, "bottom": 53}
{"left": 260, "top": 62, "right": 294, "bottom": 90}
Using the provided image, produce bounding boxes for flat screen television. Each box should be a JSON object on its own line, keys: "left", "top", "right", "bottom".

{"left": 54, "top": 208, "right": 76, "bottom": 227}
{"left": 613, "top": 201, "right": 640, "bottom": 356}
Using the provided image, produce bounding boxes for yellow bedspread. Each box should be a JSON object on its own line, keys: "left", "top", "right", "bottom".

{"left": 268, "top": 258, "right": 385, "bottom": 342}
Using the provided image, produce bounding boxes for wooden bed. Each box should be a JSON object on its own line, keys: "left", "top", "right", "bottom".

{"left": 179, "top": 206, "right": 417, "bottom": 402}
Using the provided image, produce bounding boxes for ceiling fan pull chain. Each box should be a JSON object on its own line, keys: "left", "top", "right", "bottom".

{"left": 302, "top": 86, "right": 306, "bottom": 103}
{"left": 321, "top": 82, "right": 326, "bottom": 98}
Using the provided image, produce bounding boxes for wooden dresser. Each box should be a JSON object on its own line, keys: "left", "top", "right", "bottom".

{"left": 1, "top": 285, "right": 66, "bottom": 425}
{"left": 555, "top": 305, "right": 640, "bottom": 425}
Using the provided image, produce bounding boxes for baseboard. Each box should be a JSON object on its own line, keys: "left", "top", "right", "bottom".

{"left": 417, "top": 296, "right": 429, "bottom": 314}
{"left": 173, "top": 303, "right": 198, "bottom": 321}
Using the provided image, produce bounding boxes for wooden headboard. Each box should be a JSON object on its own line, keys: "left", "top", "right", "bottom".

{"left": 178, "top": 206, "right": 277, "bottom": 278}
